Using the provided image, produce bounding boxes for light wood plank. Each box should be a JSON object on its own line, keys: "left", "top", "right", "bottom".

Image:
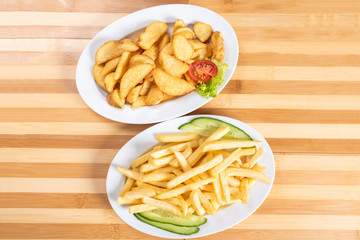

{"left": 1, "top": 208, "right": 359, "bottom": 230}
{"left": 0, "top": 178, "right": 106, "bottom": 193}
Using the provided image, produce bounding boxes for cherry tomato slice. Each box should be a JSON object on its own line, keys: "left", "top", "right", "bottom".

{"left": 188, "top": 60, "right": 218, "bottom": 83}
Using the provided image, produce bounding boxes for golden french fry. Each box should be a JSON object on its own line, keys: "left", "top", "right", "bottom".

{"left": 95, "top": 39, "right": 139, "bottom": 64}
{"left": 106, "top": 89, "right": 125, "bottom": 108}
{"left": 147, "top": 181, "right": 168, "bottom": 188}
{"left": 219, "top": 172, "right": 231, "bottom": 204}
{"left": 104, "top": 72, "right": 117, "bottom": 93}
{"left": 167, "top": 154, "right": 223, "bottom": 189}
{"left": 145, "top": 84, "right": 164, "bottom": 105}
{"left": 226, "top": 168, "right": 270, "bottom": 184}
{"left": 252, "top": 164, "right": 267, "bottom": 172}
{"left": 141, "top": 173, "right": 175, "bottom": 182}
{"left": 187, "top": 126, "right": 230, "bottom": 166}
{"left": 229, "top": 186, "right": 240, "bottom": 195}
{"left": 93, "top": 64, "right": 107, "bottom": 90}
{"left": 169, "top": 159, "right": 180, "bottom": 168}
{"left": 120, "top": 64, "right": 154, "bottom": 100}
{"left": 190, "top": 190, "right": 205, "bottom": 216}
{"left": 174, "top": 151, "right": 191, "bottom": 171}
{"left": 165, "top": 197, "right": 182, "bottom": 206}
{"left": 117, "top": 197, "right": 142, "bottom": 205}
{"left": 126, "top": 84, "right": 142, "bottom": 104}
{"left": 140, "top": 163, "right": 164, "bottom": 173}
{"left": 128, "top": 54, "right": 156, "bottom": 69}
{"left": 211, "top": 31, "right": 225, "bottom": 62}
{"left": 142, "top": 197, "right": 182, "bottom": 216}
{"left": 129, "top": 204, "right": 157, "bottom": 213}
{"left": 157, "top": 33, "right": 170, "bottom": 51}
{"left": 196, "top": 189, "right": 216, "bottom": 214}
{"left": 193, "top": 22, "right": 212, "bottom": 42}
{"left": 131, "top": 151, "right": 151, "bottom": 168}
{"left": 156, "top": 178, "right": 214, "bottom": 199}
{"left": 150, "top": 140, "right": 198, "bottom": 159}
{"left": 119, "top": 177, "right": 135, "bottom": 197}
{"left": 136, "top": 181, "right": 166, "bottom": 194}
{"left": 212, "top": 173, "right": 226, "bottom": 205}
{"left": 239, "top": 178, "right": 249, "bottom": 204}
{"left": 124, "top": 188, "right": 156, "bottom": 200}
{"left": 210, "top": 147, "right": 244, "bottom": 176}
{"left": 248, "top": 147, "right": 264, "bottom": 168}
{"left": 151, "top": 166, "right": 181, "bottom": 176}
{"left": 142, "top": 44, "right": 158, "bottom": 60}
{"left": 159, "top": 51, "right": 189, "bottom": 77}
{"left": 154, "top": 68, "right": 195, "bottom": 96}
{"left": 116, "top": 166, "right": 144, "bottom": 181}
{"left": 149, "top": 155, "right": 175, "bottom": 166}
{"left": 227, "top": 176, "right": 241, "bottom": 187}
{"left": 178, "top": 195, "right": 188, "bottom": 216}
{"left": 156, "top": 133, "right": 200, "bottom": 143}
{"left": 101, "top": 56, "right": 120, "bottom": 76}
{"left": 203, "top": 140, "right": 262, "bottom": 152}
{"left": 172, "top": 35, "right": 194, "bottom": 61}
{"left": 138, "top": 22, "right": 168, "bottom": 50}
{"left": 114, "top": 51, "right": 132, "bottom": 81}
{"left": 172, "top": 19, "right": 185, "bottom": 35}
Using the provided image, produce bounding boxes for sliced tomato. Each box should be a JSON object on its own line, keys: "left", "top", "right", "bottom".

{"left": 188, "top": 60, "right": 218, "bottom": 83}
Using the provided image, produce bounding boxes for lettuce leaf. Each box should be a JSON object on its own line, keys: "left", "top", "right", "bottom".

{"left": 196, "top": 60, "right": 229, "bottom": 98}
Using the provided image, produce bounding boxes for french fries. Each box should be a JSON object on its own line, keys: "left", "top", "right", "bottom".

{"left": 93, "top": 19, "right": 226, "bottom": 109}
{"left": 115, "top": 126, "right": 270, "bottom": 217}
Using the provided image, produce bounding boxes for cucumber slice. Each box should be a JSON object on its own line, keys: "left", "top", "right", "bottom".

{"left": 134, "top": 213, "right": 200, "bottom": 235}
{"left": 138, "top": 209, "right": 207, "bottom": 227}
{"left": 179, "top": 117, "right": 252, "bottom": 140}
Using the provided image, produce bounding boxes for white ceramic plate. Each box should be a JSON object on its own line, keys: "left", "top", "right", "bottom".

{"left": 106, "top": 115, "right": 275, "bottom": 238}
{"left": 76, "top": 5, "right": 238, "bottom": 124}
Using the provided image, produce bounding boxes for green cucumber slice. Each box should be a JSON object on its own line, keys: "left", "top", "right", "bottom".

{"left": 138, "top": 209, "right": 207, "bottom": 227}
{"left": 134, "top": 213, "right": 200, "bottom": 235}
{"left": 179, "top": 117, "right": 252, "bottom": 140}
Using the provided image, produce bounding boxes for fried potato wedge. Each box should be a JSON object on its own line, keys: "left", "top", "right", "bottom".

{"left": 106, "top": 89, "right": 125, "bottom": 108}
{"left": 92, "top": 64, "right": 106, "bottom": 90}
{"left": 172, "top": 35, "right": 194, "bottom": 61}
{"left": 120, "top": 64, "right": 154, "bottom": 100}
{"left": 95, "top": 39, "right": 139, "bottom": 64}
{"left": 142, "top": 44, "right": 158, "bottom": 60}
{"left": 188, "top": 39, "right": 208, "bottom": 50}
{"left": 157, "top": 33, "right": 170, "bottom": 51}
{"left": 159, "top": 51, "right": 189, "bottom": 77}
{"left": 154, "top": 68, "right": 195, "bottom": 96}
{"left": 104, "top": 72, "right": 117, "bottom": 93}
{"left": 126, "top": 84, "right": 142, "bottom": 104}
{"left": 173, "top": 19, "right": 185, "bottom": 35}
{"left": 191, "top": 44, "right": 213, "bottom": 59}
{"left": 173, "top": 27, "right": 195, "bottom": 39}
{"left": 101, "top": 56, "right": 120, "bottom": 76}
{"left": 114, "top": 51, "right": 132, "bottom": 81}
{"left": 194, "top": 22, "right": 212, "bottom": 42}
{"left": 138, "top": 22, "right": 168, "bottom": 50}
{"left": 146, "top": 84, "right": 165, "bottom": 105}
{"left": 161, "top": 42, "right": 174, "bottom": 55}
{"left": 140, "top": 79, "right": 152, "bottom": 96}
{"left": 128, "top": 54, "right": 156, "bottom": 69}
{"left": 211, "top": 31, "right": 225, "bottom": 62}
{"left": 131, "top": 95, "right": 147, "bottom": 109}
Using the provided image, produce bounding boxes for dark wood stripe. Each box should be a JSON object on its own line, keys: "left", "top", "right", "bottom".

{"left": 0, "top": 224, "right": 356, "bottom": 239}
{"left": 0, "top": 26, "right": 101, "bottom": 39}
{"left": 2, "top": 108, "right": 360, "bottom": 124}
{"left": 0, "top": 193, "right": 110, "bottom": 209}
{"left": 0, "top": 163, "right": 109, "bottom": 178}
{"left": 0, "top": 0, "right": 187, "bottom": 12}
{"left": 3, "top": 79, "right": 360, "bottom": 95}
{"left": 237, "top": 53, "right": 360, "bottom": 67}
{"left": 274, "top": 170, "right": 360, "bottom": 186}
{"left": 1, "top": 193, "right": 358, "bottom": 216}
{"left": 0, "top": 52, "right": 80, "bottom": 65}
{"left": 0, "top": 135, "right": 359, "bottom": 153}
{"left": 0, "top": 223, "right": 159, "bottom": 239}
{"left": 222, "top": 80, "right": 360, "bottom": 95}
{"left": 235, "top": 27, "right": 360, "bottom": 42}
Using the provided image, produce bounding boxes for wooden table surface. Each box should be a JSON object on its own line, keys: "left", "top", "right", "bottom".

{"left": 1, "top": 0, "right": 360, "bottom": 239}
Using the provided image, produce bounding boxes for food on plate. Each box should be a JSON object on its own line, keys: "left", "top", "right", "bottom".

{"left": 115, "top": 118, "right": 269, "bottom": 235}
{"left": 93, "top": 20, "right": 228, "bottom": 109}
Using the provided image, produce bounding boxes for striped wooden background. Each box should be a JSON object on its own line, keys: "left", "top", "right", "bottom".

{"left": 1, "top": 0, "right": 360, "bottom": 239}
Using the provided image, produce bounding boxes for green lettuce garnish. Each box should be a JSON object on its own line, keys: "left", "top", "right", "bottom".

{"left": 196, "top": 60, "right": 229, "bottom": 98}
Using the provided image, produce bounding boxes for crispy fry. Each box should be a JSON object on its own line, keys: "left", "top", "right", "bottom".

{"left": 248, "top": 147, "right": 264, "bottom": 168}
{"left": 101, "top": 56, "right": 120, "bottom": 76}
{"left": 129, "top": 204, "right": 157, "bottom": 213}
{"left": 138, "top": 22, "right": 168, "bottom": 50}
{"left": 174, "top": 151, "right": 191, "bottom": 171}
{"left": 116, "top": 166, "right": 144, "bottom": 181}
{"left": 196, "top": 189, "right": 216, "bottom": 214}
{"left": 142, "top": 197, "right": 181, "bottom": 216}
{"left": 203, "top": 140, "right": 261, "bottom": 152}
{"left": 119, "top": 177, "right": 135, "bottom": 197}
{"left": 157, "top": 33, "right": 170, "bottom": 51}
{"left": 114, "top": 51, "right": 132, "bottom": 81}
{"left": 149, "top": 155, "right": 175, "bottom": 166}
{"left": 156, "top": 133, "right": 200, "bottom": 143}
{"left": 219, "top": 171, "right": 231, "bottom": 204}
{"left": 226, "top": 168, "right": 270, "bottom": 184}
{"left": 124, "top": 188, "right": 156, "bottom": 200}
{"left": 190, "top": 191, "right": 205, "bottom": 216}
{"left": 150, "top": 140, "right": 198, "bottom": 159}
{"left": 95, "top": 39, "right": 139, "bottom": 64}
{"left": 117, "top": 197, "right": 142, "bottom": 205}
{"left": 193, "top": 22, "right": 212, "bottom": 42}
{"left": 141, "top": 173, "right": 175, "bottom": 182}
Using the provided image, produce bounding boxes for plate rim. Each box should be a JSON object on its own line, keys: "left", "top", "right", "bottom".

{"left": 75, "top": 4, "right": 239, "bottom": 124}
{"left": 106, "top": 114, "right": 276, "bottom": 238}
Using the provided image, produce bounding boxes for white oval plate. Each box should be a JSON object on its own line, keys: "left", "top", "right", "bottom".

{"left": 76, "top": 5, "right": 238, "bottom": 124}
{"left": 106, "top": 115, "right": 275, "bottom": 238}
